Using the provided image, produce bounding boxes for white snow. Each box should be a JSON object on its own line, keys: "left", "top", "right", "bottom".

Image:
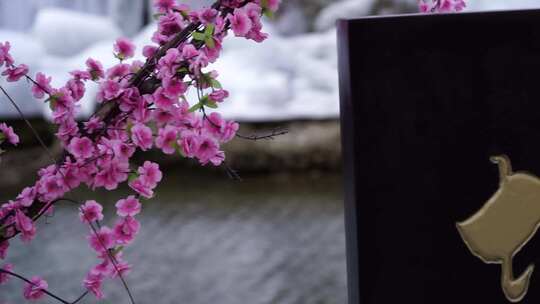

{"left": 315, "top": 0, "right": 374, "bottom": 31}
{"left": 466, "top": 0, "right": 540, "bottom": 11}
{"left": 16, "top": 17, "right": 340, "bottom": 122}
{"left": 213, "top": 28, "right": 339, "bottom": 121}
{"left": 0, "top": 0, "right": 147, "bottom": 37}
{"left": 5, "top": 1, "right": 540, "bottom": 122}
{"left": 0, "top": 31, "right": 46, "bottom": 118}
{"left": 32, "top": 9, "right": 122, "bottom": 57}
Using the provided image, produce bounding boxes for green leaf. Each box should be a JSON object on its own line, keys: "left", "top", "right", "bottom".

{"left": 199, "top": 95, "right": 218, "bottom": 109}
{"left": 179, "top": 10, "right": 189, "bottom": 19}
{"left": 189, "top": 102, "right": 202, "bottom": 112}
{"left": 192, "top": 32, "right": 206, "bottom": 41}
{"left": 128, "top": 173, "right": 138, "bottom": 183}
{"left": 111, "top": 246, "right": 124, "bottom": 256}
{"left": 205, "top": 101, "right": 218, "bottom": 109}
{"left": 176, "top": 67, "right": 188, "bottom": 74}
{"left": 205, "top": 37, "right": 215, "bottom": 49}
{"left": 49, "top": 98, "right": 57, "bottom": 111}
{"left": 126, "top": 121, "right": 134, "bottom": 133}
{"left": 210, "top": 79, "right": 222, "bottom": 89}
{"left": 204, "top": 24, "right": 215, "bottom": 36}
{"left": 178, "top": 147, "right": 186, "bottom": 157}
{"left": 114, "top": 52, "right": 125, "bottom": 61}
{"left": 152, "top": 13, "right": 165, "bottom": 20}
{"left": 263, "top": 8, "right": 274, "bottom": 19}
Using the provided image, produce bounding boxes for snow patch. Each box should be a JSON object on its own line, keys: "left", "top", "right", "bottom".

{"left": 32, "top": 8, "right": 122, "bottom": 57}
{"left": 315, "top": 0, "right": 374, "bottom": 31}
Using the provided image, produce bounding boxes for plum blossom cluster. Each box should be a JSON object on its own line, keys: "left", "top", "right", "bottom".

{"left": 0, "top": 0, "right": 280, "bottom": 302}
{"left": 418, "top": 0, "right": 466, "bottom": 12}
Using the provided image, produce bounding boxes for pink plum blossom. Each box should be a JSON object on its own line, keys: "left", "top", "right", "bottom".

{"left": 181, "top": 44, "right": 199, "bottom": 60}
{"left": 106, "top": 63, "right": 131, "bottom": 80}
{"left": 162, "top": 77, "right": 187, "bottom": 98}
{"left": 113, "top": 216, "right": 140, "bottom": 245}
{"left": 158, "top": 13, "right": 184, "bottom": 38}
{"left": 68, "top": 137, "right": 95, "bottom": 159}
{"left": 419, "top": 0, "right": 465, "bottom": 12}
{"left": 84, "top": 116, "right": 104, "bottom": 134}
{"left": 154, "top": 0, "right": 177, "bottom": 13}
{"left": 138, "top": 161, "right": 162, "bottom": 188}
{"left": 15, "top": 210, "right": 36, "bottom": 242}
{"left": 178, "top": 130, "right": 199, "bottom": 158}
{"left": 209, "top": 89, "right": 229, "bottom": 102}
{"left": 37, "top": 172, "right": 67, "bottom": 202}
{"left": 2, "top": 64, "right": 28, "bottom": 82}
{"left": 86, "top": 58, "right": 105, "bottom": 80}
{"left": 114, "top": 38, "right": 136, "bottom": 60}
{"left": 115, "top": 195, "right": 141, "bottom": 217}
{"left": 153, "top": 87, "right": 175, "bottom": 109}
{"left": 129, "top": 177, "right": 154, "bottom": 199}
{"left": 16, "top": 186, "right": 36, "bottom": 207}
{"left": 97, "top": 80, "right": 122, "bottom": 102}
{"left": 231, "top": 9, "right": 252, "bottom": 37}
{"left": 0, "top": 123, "right": 19, "bottom": 145}
{"left": 143, "top": 45, "right": 158, "bottom": 58}
{"left": 155, "top": 125, "right": 178, "bottom": 154}
{"left": 204, "top": 112, "right": 239, "bottom": 142}
{"left": 84, "top": 270, "right": 104, "bottom": 299}
{"left": 200, "top": 8, "right": 218, "bottom": 24}
{"left": 88, "top": 227, "right": 115, "bottom": 252}
{"left": 60, "top": 158, "right": 83, "bottom": 189}
{"left": 70, "top": 69, "right": 91, "bottom": 81}
{"left": 93, "top": 160, "right": 129, "bottom": 190}
{"left": 113, "top": 141, "right": 135, "bottom": 160}
{"left": 79, "top": 200, "right": 104, "bottom": 223}
{"left": 23, "top": 276, "right": 48, "bottom": 301}
{"left": 31, "top": 72, "right": 52, "bottom": 99}
{"left": 131, "top": 123, "right": 153, "bottom": 151}
{"left": 195, "top": 134, "right": 224, "bottom": 166}
{"left": 0, "top": 263, "right": 13, "bottom": 284}
{"left": 110, "top": 257, "right": 131, "bottom": 278}
{"left": 0, "top": 41, "right": 14, "bottom": 67}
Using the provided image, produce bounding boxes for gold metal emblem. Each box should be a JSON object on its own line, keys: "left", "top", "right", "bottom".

{"left": 457, "top": 155, "right": 540, "bottom": 302}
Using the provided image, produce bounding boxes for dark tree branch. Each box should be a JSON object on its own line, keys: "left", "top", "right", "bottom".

{"left": 0, "top": 269, "right": 88, "bottom": 304}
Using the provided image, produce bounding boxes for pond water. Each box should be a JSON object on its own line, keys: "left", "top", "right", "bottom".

{"left": 0, "top": 170, "right": 346, "bottom": 304}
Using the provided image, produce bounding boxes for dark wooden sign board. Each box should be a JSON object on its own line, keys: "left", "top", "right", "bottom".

{"left": 338, "top": 9, "right": 540, "bottom": 304}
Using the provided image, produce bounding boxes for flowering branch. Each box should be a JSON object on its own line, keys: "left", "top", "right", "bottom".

{"left": 418, "top": 0, "right": 466, "bottom": 12}
{"left": 0, "top": 0, "right": 281, "bottom": 301}
{"left": 0, "top": 268, "right": 89, "bottom": 303}
{"left": 0, "top": 85, "right": 57, "bottom": 162}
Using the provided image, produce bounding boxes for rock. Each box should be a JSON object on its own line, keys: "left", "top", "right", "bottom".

{"left": 223, "top": 120, "right": 342, "bottom": 172}
{"left": 0, "top": 119, "right": 342, "bottom": 189}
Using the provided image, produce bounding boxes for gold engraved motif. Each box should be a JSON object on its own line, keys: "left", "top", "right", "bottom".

{"left": 457, "top": 155, "right": 540, "bottom": 302}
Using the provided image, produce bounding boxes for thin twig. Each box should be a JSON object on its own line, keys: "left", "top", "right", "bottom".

{"left": 0, "top": 85, "right": 57, "bottom": 163}
{"left": 224, "top": 162, "right": 242, "bottom": 181}
{"left": 0, "top": 269, "right": 88, "bottom": 304}
{"left": 236, "top": 128, "right": 289, "bottom": 141}
{"left": 74, "top": 198, "right": 137, "bottom": 304}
